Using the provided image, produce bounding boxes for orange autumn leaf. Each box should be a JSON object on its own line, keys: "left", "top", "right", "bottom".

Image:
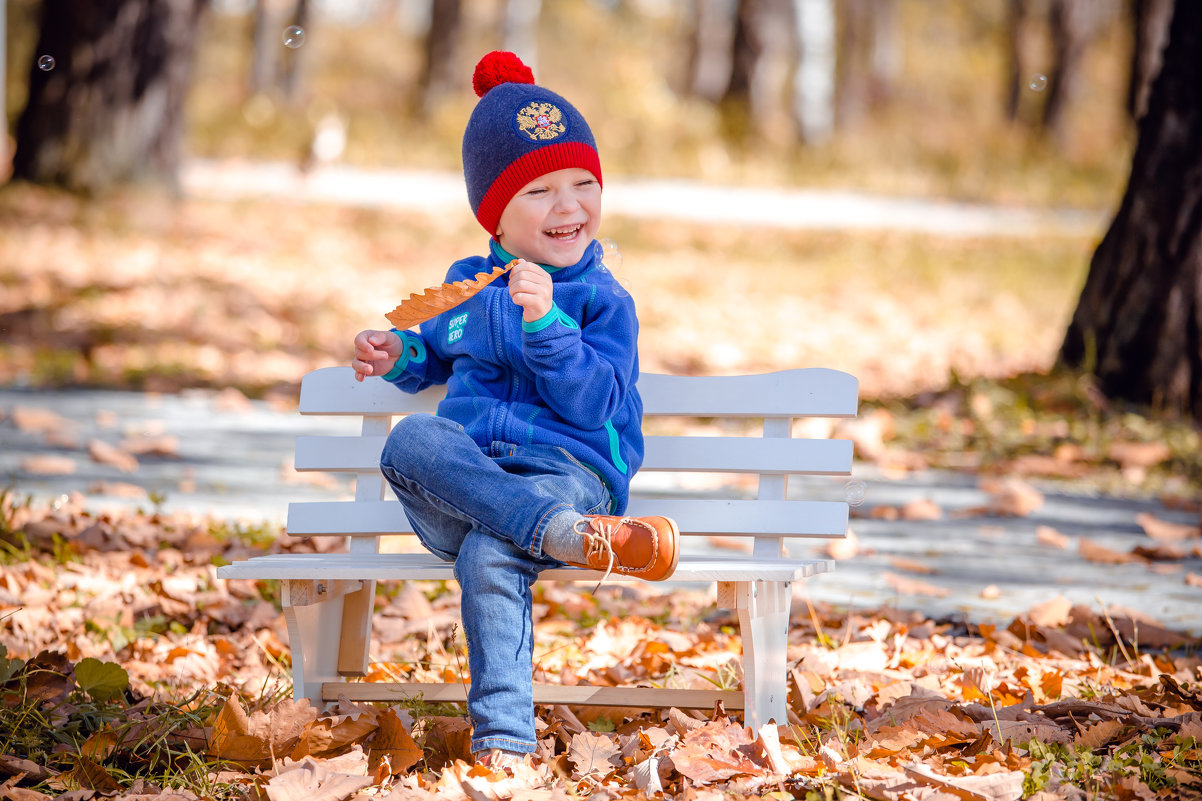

{"left": 369, "top": 707, "right": 424, "bottom": 775}
{"left": 71, "top": 756, "right": 121, "bottom": 793}
{"left": 1075, "top": 719, "right": 1125, "bottom": 749}
{"left": 208, "top": 695, "right": 317, "bottom": 764}
{"left": 384, "top": 262, "right": 513, "bottom": 330}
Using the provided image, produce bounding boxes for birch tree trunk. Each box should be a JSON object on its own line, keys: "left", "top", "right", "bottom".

{"left": 790, "top": 0, "right": 835, "bottom": 143}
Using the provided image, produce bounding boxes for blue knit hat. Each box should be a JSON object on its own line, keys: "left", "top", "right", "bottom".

{"left": 463, "top": 51, "right": 602, "bottom": 235}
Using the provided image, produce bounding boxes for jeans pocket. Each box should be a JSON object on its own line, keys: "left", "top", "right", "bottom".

{"left": 555, "top": 448, "right": 610, "bottom": 513}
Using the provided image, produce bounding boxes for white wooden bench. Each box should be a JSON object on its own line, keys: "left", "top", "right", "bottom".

{"left": 217, "top": 365, "right": 858, "bottom": 729}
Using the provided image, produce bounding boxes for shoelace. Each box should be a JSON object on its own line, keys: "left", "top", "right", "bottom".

{"left": 575, "top": 516, "right": 638, "bottom": 592}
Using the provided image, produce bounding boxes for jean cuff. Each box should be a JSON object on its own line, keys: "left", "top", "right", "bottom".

{"left": 531, "top": 503, "right": 574, "bottom": 559}
{"left": 471, "top": 736, "right": 536, "bottom": 755}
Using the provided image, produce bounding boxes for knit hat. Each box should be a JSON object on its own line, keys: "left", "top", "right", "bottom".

{"left": 462, "top": 51, "right": 602, "bottom": 235}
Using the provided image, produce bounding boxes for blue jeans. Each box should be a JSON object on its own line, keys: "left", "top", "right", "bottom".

{"left": 378, "top": 413, "right": 611, "bottom": 754}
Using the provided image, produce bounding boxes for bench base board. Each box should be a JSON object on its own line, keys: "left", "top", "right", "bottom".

{"left": 324, "top": 681, "right": 744, "bottom": 710}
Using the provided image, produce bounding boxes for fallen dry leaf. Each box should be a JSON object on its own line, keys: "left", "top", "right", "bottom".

{"left": 882, "top": 571, "right": 951, "bottom": 597}
{"left": 369, "top": 707, "right": 424, "bottom": 775}
{"left": 208, "top": 695, "right": 317, "bottom": 764}
{"left": 826, "top": 526, "right": 858, "bottom": 559}
{"left": 900, "top": 498, "right": 943, "bottom": 520}
{"left": 1136, "top": 512, "right": 1200, "bottom": 542}
{"left": 264, "top": 755, "right": 373, "bottom": 801}
{"left": 1079, "top": 538, "right": 1141, "bottom": 565}
{"left": 979, "top": 477, "right": 1044, "bottom": 517}
{"left": 19, "top": 455, "right": 76, "bottom": 475}
{"left": 1107, "top": 440, "right": 1171, "bottom": 469}
{"left": 1035, "top": 525, "right": 1071, "bottom": 549}
{"left": 567, "top": 731, "right": 621, "bottom": 779}
{"left": 888, "top": 556, "right": 937, "bottom": 574}
{"left": 10, "top": 406, "right": 71, "bottom": 434}
{"left": 87, "top": 438, "right": 139, "bottom": 473}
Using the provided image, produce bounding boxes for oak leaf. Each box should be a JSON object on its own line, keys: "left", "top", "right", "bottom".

{"left": 385, "top": 263, "right": 513, "bottom": 330}
{"left": 668, "top": 718, "right": 765, "bottom": 784}
{"left": 1075, "top": 718, "right": 1124, "bottom": 749}
{"left": 567, "top": 731, "right": 620, "bottom": 779}
{"left": 264, "top": 756, "right": 372, "bottom": 801}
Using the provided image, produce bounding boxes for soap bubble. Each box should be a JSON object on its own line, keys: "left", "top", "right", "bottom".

{"left": 1028, "top": 74, "right": 1047, "bottom": 91}
{"left": 282, "top": 25, "right": 306, "bottom": 48}
{"left": 843, "top": 480, "right": 867, "bottom": 507}
{"left": 598, "top": 238, "right": 623, "bottom": 271}
{"left": 37, "top": 55, "right": 56, "bottom": 71}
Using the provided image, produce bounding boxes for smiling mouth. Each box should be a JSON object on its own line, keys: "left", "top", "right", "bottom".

{"left": 544, "top": 224, "right": 582, "bottom": 241}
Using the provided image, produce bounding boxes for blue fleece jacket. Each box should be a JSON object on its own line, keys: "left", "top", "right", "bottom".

{"left": 382, "top": 239, "right": 643, "bottom": 513}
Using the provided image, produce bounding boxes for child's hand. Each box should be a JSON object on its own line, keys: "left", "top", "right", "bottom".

{"left": 508, "top": 259, "right": 553, "bottom": 323}
{"left": 352, "top": 329, "right": 403, "bottom": 382}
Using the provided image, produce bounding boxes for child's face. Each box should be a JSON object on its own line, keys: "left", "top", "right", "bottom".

{"left": 495, "top": 168, "right": 601, "bottom": 268}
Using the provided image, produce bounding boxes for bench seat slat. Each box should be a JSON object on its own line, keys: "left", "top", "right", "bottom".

{"left": 284, "top": 499, "right": 849, "bottom": 538}
{"left": 297, "top": 367, "right": 858, "bottom": 418}
{"left": 295, "top": 435, "right": 853, "bottom": 475}
{"left": 216, "top": 553, "right": 833, "bottom": 582}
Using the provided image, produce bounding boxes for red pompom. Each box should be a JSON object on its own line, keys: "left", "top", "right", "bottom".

{"left": 472, "top": 51, "right": 535, "bottom": 98}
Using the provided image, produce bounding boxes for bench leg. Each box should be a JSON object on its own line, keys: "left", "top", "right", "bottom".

{"left": 735, "top": 579, "right": 791, "bottom": 730}
{"left": 281, "top": 579, "right": 361, "bottom": 708}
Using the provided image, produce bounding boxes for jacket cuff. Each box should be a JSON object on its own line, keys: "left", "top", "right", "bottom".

{"left": 380, "top": 329, "right": 427, "bottom": 380}
{"left": 522, "top": 303, "right": 579, "bottom": 333}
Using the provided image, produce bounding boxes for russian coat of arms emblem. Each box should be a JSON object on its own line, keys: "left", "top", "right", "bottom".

{"left": 515, "top": 101, "right": 566, "bottom": 141}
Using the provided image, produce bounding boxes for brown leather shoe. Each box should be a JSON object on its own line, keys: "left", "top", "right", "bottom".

{"left": 571, "top": 515, "right": 680, "bottom": 583}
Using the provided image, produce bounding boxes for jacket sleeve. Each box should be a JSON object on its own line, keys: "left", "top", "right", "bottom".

{"left": 382, "top": 324, "right": 453, "bottom": 392}
{"left": 519, "top": 290, "right": 637, "bottom": 429}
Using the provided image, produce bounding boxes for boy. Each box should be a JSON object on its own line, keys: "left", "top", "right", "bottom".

{"left": 350, "top": 51, "right": 678, "bottom": 767}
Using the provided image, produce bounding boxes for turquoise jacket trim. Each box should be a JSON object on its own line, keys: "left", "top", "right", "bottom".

{"left": 490, "top": 238, "right": 562, "bottom": 273}
{"left": 522, "top": 303, "right": 580, "bottom": 333}
{"left": 603, "top": 420, "right": 629, "bottom": 475}
{"left": 380, "top": 329, "right": 427, "bottom": 381}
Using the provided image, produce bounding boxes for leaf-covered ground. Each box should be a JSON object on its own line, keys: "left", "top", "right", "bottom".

{"left": 1, "top": 493, "right": 1200, "bottom": 801}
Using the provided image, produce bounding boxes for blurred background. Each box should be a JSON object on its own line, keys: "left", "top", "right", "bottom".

{"left": 1, "top": 0, "right": 1199, "bottom": 496}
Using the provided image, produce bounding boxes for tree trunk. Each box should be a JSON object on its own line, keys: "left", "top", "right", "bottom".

{"left": 278, "top": 0, "right": 310, "bottom": 103}
{"left": 1003, "top": 0, "right": 1034, "bottom": 123}
{"left": 790, "top": 0, "right": 835, "bottom": 143}
{"left": 11, "top": 0, "right": 206, "bottom": 195}
{"left": 249, "top": 0, "right": 275, "bottom": 96}
{"left": 684, "top": 0, "right": 739, "bottom": 103}
{"left": 1040, "top": 0, "right": 1094, "bottom": 140}
{"left": 417, "top": 0, "right": 461, "bottom": 113}
{"left": 833, "top": 0, "right": 896, "bottom": 132}
{"left": 1060, "top": 0, "right": 1202, "bottom": 419}
{"left": 503, "top": 0, "right": 542, "bottom": 76}
{"left": 1127, "top": 0, "right": 1173, "bottom": 120}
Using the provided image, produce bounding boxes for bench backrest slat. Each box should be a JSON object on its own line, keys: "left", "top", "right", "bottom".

{"left": 298, "top": 367, "right": 858, "bottom": 418}
{"left": 295, "top": 435, "right": 853, "bottom": 476}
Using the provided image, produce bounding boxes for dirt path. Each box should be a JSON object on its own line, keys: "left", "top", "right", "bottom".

{"left": 181, "top": 158, "right": 1105, "bottom": 237}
